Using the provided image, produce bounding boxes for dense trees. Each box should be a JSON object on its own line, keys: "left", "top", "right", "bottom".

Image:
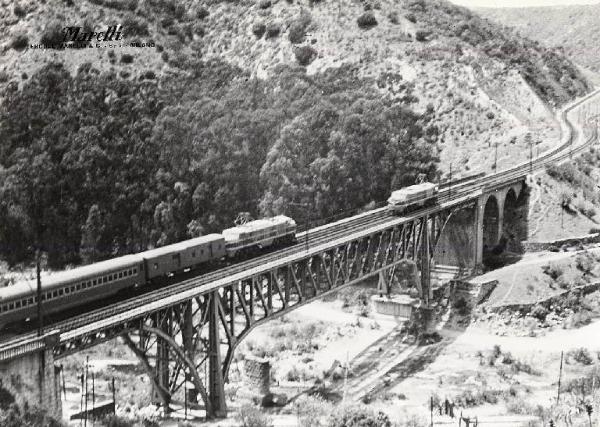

{"left": 0, "top": 61, "right": 439, "bottom": 268}
{"left": 0, "top": 62, "right": 163, "bottom": 266}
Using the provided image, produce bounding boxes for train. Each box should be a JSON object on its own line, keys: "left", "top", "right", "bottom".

{"left": 387, "top": 182, "right": 439, "bottom": 214}
{"left": 0, "top": 216, "right": 297, "bottom": 330}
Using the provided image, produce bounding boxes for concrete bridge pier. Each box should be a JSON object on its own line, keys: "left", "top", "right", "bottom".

{"left": 474, "top": 196, "right": 485, "bottom": 267}
{"left": 0, "top": 333, "right": 62, "bottom": 419}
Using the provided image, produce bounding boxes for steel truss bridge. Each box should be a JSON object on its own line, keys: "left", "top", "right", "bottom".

{"left": 1, "top": 90, "right": 599, "bottom": 418}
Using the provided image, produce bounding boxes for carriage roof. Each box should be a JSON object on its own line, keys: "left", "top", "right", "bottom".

{"left": 0, "top": 254, "right": 144, "bottom": 301}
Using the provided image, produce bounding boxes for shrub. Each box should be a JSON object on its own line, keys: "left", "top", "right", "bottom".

{"left": 357, "top": 12, "right": 378, "bottom": 29}
{"left": 11, "top": 34, "right": 29, "bottom": 51}
{"left": 121, "top": 54, "right": 134, "bottom": 64}
{"left": 453, "top": 389, "right": 499, "bottom": 407}
{"left": 141, "top": 70, "right": 156, "bottom": 80}
{"left": 14, "top": 4, "right": 27, "bottom": 17}
{"left": 452, "top": 297, "right": 469, "bottom": 316}
{"left": 415, "top": 30, "right": 431, "bottom": 42}
{"left": 258, "top": 0, "right": 271, "bottom": 9}
{"left": 568, "top": 347, "right": 593, "bottom": 365}
{"left": 559, "top": 191, "right": 572, "bottom": 210}
{"left": 509, "top": 358, "right": 541, "bottom": 376}
{"left": 531, "top": 304, "right": 548, "bottom": 321}
{"left": 357, "top": 291, "right": 370, "bottom": 317}
{"left": 575, "top": 253, "right": 593, "bottom": 274}
{"left": 492, "top": 344, "right": 502, "bottom": 359}
{"left": 501, "top": 351, "right": 514, "bottom": 365}
{"left": 101, "top": 415, "right": 135, "bottom": 427}
{"left": 542, "top": 263, "right": 563, "bottom": 280}
{"left": 40, "top": 22, "right": 64, "bottom": 46}
{"left": 288, "top": 13, "right": 311, "bottom": 44}
{"left": 329, "top": 404, "right": 392, "bottom": 427}
{"left": 197, "top": 6, "right": 209, "bottom": 19}
{"left": 0, "top": 405, "right": 64, "bottom": 426}
{"left": 123, "top": 14, "right": 149, "bottom": 36}
{"left": 161, "top": 16, "right": 174, "bottom": 28}
{"left": 567, "top": 310, "right": 592, "bottom": 328}
{"left": 293, "top": 395, "right": 331, "bottom": 427}
{"left": 294, "top": 45, "right": 317, "bottom": 65}
{"left": 406, "top": 13, "right": 417, "bottom": 23}
{"left": 193, "top": 23, "right": 205, "bottom": 37}
{"left": 252, "top": 22, "right": 266, "bottom": 38}
{"left": 387, "top": 12, "right": 399, "bottom": 24}
{"left": 237, "top": 403, "right": 273, "bottom": 427}
{"left": 266, "top": 22, "right": 280, "bottom": 38}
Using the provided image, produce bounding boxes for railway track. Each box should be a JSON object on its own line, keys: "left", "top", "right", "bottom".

{"left": 2, "top": 89, "right": 599, "bottom": 348}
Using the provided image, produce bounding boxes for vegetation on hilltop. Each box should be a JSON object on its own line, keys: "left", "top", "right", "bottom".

{"left": 478, "top": 4, "right": 600, "bottom": 73}
{"left": 403, "top": 0, "right": 590, "bottom": 107}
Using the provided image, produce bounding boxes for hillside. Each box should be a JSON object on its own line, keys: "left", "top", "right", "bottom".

{"left": 0, "top": 0, "right": 591, "bottom": 267}
{"left": 477, "top": 4, "right": 600, "bottom": 73}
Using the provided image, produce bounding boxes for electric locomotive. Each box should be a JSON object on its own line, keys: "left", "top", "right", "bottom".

{"left": 387, "top": 182, "right": 439, "bottom": 214}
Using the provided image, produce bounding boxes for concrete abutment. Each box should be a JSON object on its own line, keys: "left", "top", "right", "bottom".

{"left": 0, "top": 335, "right": 62, "bottom": 420}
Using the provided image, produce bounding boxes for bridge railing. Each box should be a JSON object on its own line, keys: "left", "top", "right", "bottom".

{"left": 0, "top": 330, "right": 60, "bottom": 363}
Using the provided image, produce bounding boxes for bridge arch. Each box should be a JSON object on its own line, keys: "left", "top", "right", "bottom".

{"left": 501, "top": 185, "right": 528, "bottom": 253}
{"left": 482, "top": 194, "right": 500, "bottom": 254}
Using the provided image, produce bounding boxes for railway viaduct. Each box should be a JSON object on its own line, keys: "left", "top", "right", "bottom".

{"left": 0, "top": 177, "right": 529, "bottom": 420}
{"left": 0, "top": 88, "right": 597, "bottom": 420}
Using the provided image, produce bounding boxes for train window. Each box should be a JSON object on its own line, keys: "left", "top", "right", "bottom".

{"left": 42, "top": 294, "right": 47, "bottom": 301}
{"left": 153, "top": 263, "right": 158, "bottom": 270}
{"left": 118, "top": 272, "right": 123, "bottom": 278}
{"left": 201, "top": 250, "right": 204, "bottom": 255}
{"left": 9, "top": 303, "right": 14, "bottom": 310}
{"left": 65, "top": 288, "right": 70, "bottom": 294}
{"left": 191, "top": 251, "right": 196, "bottom": 257}
{"left": 135, "top": 267, "right": 139, "bottom": 273}
{"left": 52, "top": 291, "right": 57, "bottom": 297}
{"left": 58, "top": 289, "right": 64, "bottom": 296}
{"left": 28, "top": 298, "right": 33, "bottom": 305}
{"left": 1, "top": 305, "right": 6, "bottom": 312}
{"left": 92, "top": 279, "right": 96, "bottom": 286}
{"left": 15, "top": 301, "right": 21, "bottom": 308}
